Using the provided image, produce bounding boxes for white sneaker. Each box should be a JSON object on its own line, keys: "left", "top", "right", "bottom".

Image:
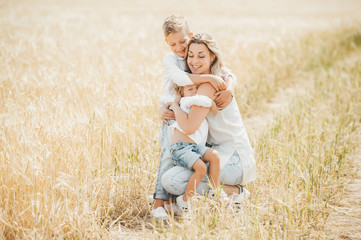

{"left": 151, "top": 207, "right": 169, "bottom": 221}
{"left": 229, "top": 185, "right": 250, "bottom": 208}
{"left": 148, "top": 195, "right": 182, "bottom": 216}
{"left": 164, "top": 203, "right": 182, "bottom": 216}
{"left": 208, "top": 188, "right": 230, "bottom": 202}
{"left": 176, "top": 195, "right": 190, "bottom": 212}
{"left": 239, "top": 185, "right": 250, "bottom": 199}
{"left": 148, "top": 195, "right": 155, "bottom": 204}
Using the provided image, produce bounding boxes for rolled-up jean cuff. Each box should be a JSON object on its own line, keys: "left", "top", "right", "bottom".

{"left": 153, "top": 192, "right": 169, "bottom": 201}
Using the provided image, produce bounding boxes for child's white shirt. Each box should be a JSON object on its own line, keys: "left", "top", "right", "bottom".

{"left": 159, "top": 53, "right": 193, "bottom": 106}
{"left": 170, "top": 95, "right": 212, "bottom": 145}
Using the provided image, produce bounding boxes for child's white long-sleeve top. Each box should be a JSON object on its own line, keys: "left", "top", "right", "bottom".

{"left": 159, "top": 53, "right": 193, "bottom": 106}
{"left": 170, "top": 95, "right": 212, "bottom": 146}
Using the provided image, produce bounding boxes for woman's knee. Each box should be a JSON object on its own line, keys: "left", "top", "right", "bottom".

{"left": 161, "top": 170, "right": 176, "bottom": 195}
{"left": 161, "top": 166, "right": 191, "bottom": 195}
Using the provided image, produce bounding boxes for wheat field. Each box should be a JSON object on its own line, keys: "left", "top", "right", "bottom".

{"left": 1, "top": 0, "right": 361, "bottom": 239}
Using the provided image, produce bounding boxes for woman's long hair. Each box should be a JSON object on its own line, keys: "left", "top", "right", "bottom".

{"left": 184, "top": 33, "right": 227, "bottom": 77}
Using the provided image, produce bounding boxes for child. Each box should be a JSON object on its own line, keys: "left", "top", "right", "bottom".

{"left": 170, "top": 84, "right": 221, "bottom": 211}
{"left": 151, "top": 14, "right": 228, "bottom": 220}
{"left": 159, "top": 15, "right": 227, "bottom": 125}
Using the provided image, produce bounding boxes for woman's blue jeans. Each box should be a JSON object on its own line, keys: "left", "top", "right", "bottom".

{"left": 161, "top": 151, "right": 244, "bottom": 196}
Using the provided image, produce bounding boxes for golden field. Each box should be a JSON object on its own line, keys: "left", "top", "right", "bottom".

{"left": 1, "top": 0, "right": 361, "bottom": 239}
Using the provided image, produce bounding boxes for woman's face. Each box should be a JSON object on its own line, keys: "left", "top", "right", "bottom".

{"left": 187, "top": 43, "right": 214, "bottom": 75}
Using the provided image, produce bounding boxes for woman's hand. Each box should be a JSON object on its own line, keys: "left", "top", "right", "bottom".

{"left": 210, "top": 76, "right": 227, "bottom": 92}
{"left": 214, "top": 89, "right": 233, "bottom": 109}
{"left": 159, "top": 102, "right": 175, "bottom": 125}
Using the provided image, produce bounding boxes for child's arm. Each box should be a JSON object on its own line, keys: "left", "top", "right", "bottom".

{"left": 163, "top": 54, "right": 226, "bottom": 91}
{"left": 171, "top": 83, "right": 216, "bottom": 135}
{"left": 171, "top": 103, "right": 210, "bottom": 135}
{"left": 188, "top": 74, "right": 227, "bottom": 92}
{"left": 163, "top": 54, "right": 193, "bottom": 86}
{"left": 214, "top": 74, "right": 236, "bottom": 109}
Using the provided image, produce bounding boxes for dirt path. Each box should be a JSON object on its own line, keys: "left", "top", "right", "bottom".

{"left": 244, "top": 80, "right": 309, "bottom": 141}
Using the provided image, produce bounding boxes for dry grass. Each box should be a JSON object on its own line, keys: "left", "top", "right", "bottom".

{"left": 1, "top": 0, "right": 361, "bottom": 239}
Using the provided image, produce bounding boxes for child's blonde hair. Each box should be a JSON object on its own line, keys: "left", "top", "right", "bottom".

{"left": 173, "top": 84, "right": 185, "bottom": 97}
{"left": 185, "top": 33, "right": 227, "bottom": 77}
{"left": 163, "top": 14, "right": 190, "bottom": 37}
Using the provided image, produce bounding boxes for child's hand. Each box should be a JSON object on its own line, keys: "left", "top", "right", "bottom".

{"left": 210, "top": 76, "right": 227, "bottom": 92}
{"left": 214, "top": 89, "right": 233, "bottom": 109}
{"left": 159, "top": 102, "right": 175, "bottom": 125}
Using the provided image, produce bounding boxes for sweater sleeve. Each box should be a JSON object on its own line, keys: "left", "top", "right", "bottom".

{"left": 162, "top": 54, "right": 193, "bottom": 86}
{"left": 180, "top": 95, "right": 212, "bottom": 113}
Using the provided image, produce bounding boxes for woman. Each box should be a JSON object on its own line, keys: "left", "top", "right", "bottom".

{"left": 161, "top": 33, "right": 256, "bottom": 202}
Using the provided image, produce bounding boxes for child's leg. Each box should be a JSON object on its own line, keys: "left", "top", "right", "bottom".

{"left": 153, "top": 121, "right": 176, "bottom": 209}
{"left": 183, "top": 159, "right": 207, "bottom": 201}
{"left": 202, "top": 149, "right": 220, "bottom": 189}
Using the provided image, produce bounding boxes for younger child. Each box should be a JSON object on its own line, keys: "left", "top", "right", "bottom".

{"left": 170, "top": 84, "right": 221, "bottom": 211}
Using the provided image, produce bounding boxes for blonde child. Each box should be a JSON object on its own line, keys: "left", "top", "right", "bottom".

{"left": 159, "top": 15, "right": 227, "bottom": 124}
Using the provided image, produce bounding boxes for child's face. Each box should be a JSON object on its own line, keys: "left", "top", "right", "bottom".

{"left": 182, "top": 84, "right": 198, "bottom": 97}
{"left": 165, "top": 31, "right": 192, "bottom": 58}
{"left": 187, "top": 43, "right": 215, "bottom": 75}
